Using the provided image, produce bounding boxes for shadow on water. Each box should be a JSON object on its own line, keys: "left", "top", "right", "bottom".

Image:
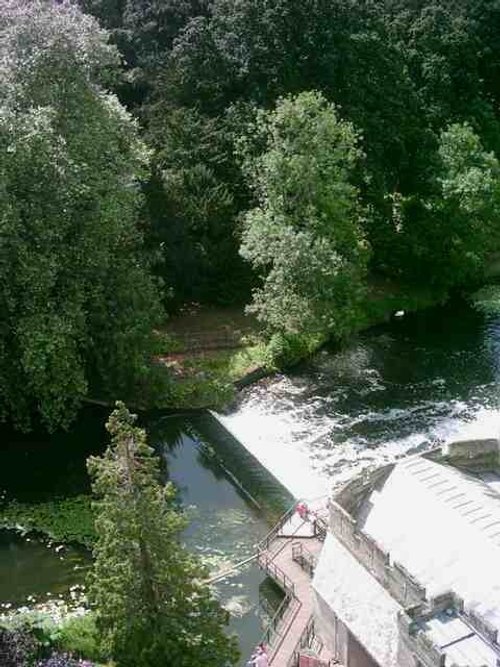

{"left": 0, "top": 408, "right": 288, "bottom": 664}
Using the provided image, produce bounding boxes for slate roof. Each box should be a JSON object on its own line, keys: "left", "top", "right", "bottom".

{"left": 360, "top": 455, "right": 500, "bottom": 632}
{"left": 313, "top": 532, "right": 401, "bottom": 667}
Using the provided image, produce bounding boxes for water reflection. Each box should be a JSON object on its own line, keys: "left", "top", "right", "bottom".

{"left": 0, "top": 411, "right": 286, "bottom": 665}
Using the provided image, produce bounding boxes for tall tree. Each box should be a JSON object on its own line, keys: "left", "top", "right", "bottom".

{"left": 0, "top": 0, "right": 164, "bottom": 430}
{"left": 87, "top": 402, "right": 238, "bottom": 667}
{"left": 240, "top": 92, "right": 369, "bottom": 338}
{"left": 393, "top": 122, "right": 500, "bottom": 287}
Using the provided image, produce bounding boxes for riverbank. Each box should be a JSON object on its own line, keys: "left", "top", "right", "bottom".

{"left": 159, "top": 279, "right": 446, "bottom": 412}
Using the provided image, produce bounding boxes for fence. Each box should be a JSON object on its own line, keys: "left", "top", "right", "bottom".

{"left": 258, "top": 503, "right": 297, "bottom": 552}
{"left": 258, "top": 552, "right": 296, "bottom": 596}
{"left": 292, "top": 542, "right": 317, "bottom": 577}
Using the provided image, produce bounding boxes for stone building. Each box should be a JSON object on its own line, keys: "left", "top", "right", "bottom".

{"left": 312, "top": 437, "right": 500, "bottom": 667}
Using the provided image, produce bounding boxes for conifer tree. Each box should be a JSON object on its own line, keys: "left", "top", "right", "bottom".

{"left": 87, "top": 402, "right": 238, "bottom": 667}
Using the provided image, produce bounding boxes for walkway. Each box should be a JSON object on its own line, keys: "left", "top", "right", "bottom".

{"left": 255, "top": 504, "right": 338, "bottom": 667}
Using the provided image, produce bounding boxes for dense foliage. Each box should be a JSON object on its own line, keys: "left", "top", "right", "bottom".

{"left": 5, "top": 0, "right": 500, "bottom": 422}
{"left": 87, "top": 402, "right": 238, "bottom": 667}
{"left": 0, "top": 0, "right": 163, "bottom": 430}
{"left": 240, "top": 92, "right": 368, "bottom": 337}
{"left": 73, "top": 0, "right": 500, "bottom": 326}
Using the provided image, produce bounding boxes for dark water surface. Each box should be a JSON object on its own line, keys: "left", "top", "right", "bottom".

{"left": 2, "top": 298, "right": 500, "bottom": 659}
{"left": 0, "top": 411, "right": 285, "bottom": 664}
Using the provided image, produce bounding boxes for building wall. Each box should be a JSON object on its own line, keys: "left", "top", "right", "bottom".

{"left": 348, "top": 633, "right": 380, "bottom": 667}
{"left": 313, "top": 590, "right": 381, "bottom": 667}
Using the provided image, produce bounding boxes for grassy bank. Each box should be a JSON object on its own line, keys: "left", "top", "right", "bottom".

{"left": 157, "top": 280, "right": 447, "bottom": 411}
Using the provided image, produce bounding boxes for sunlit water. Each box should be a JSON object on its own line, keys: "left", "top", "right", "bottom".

{"left": 2, "top": 299, "right": 500, "bottom": 660}
{"left": 222, "top": 300, "right": 500, "bottom": 498}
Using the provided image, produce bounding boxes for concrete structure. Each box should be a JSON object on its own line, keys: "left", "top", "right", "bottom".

{"left": 254, "top": 501, "right": 336, "bottom": 666}
{"left": 312, "top": 437, "right": 500, "bottom": 667}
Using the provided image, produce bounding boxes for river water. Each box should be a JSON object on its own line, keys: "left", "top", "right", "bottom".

{"left": 0, "top": 410, "right": 287, "bottom": 664}
{"left": 223, "top": 299, "right": 500, "bottom": 498}
{"left": 2, "top": 298, "right": 500, "bottom": 659}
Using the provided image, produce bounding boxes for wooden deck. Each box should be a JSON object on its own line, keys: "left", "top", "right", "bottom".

{"left": 255, "top": 505, "right": 338, "bottom": 667}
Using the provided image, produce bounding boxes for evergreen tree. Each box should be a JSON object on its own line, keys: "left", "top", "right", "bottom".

{"left": 87, "top": 402, "right": 238, "bottom": 667}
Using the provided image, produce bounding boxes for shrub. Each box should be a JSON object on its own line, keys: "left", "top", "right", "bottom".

{"left": 265, "top": 332, "right": 325, "bottom": 369}
{"left": 0, "top": 627, "right": 38, "bottom": 667}
{"left": 55, "top": 616, "right": 103, "bottom": 663}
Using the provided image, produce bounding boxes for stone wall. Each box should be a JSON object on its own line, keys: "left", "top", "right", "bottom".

{"left": 440, "top": 437, "right": 500, "bottom": 471}
{"left": 467, "top": 608, "right": 498, "bottom": 645}
{"left": 335, "top": 464, "right": 394, "bottom": 516}
{"left": 398, "top": 592, "right": 500, "bottom": 667}
{"left": 329, "top": 499, "right": 426, "bottom": 607}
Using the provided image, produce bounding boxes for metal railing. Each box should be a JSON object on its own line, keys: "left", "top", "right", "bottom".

{"left": 287, "top": 615, "right": 317, "bottom": 667}
{"left": 314, "top": 516, "right": 328, "bottom": 541}
{"left": 260, "top": 591, "right": 295, "bottom": 651}
{"left": 258, "top": 552, "right": 295, "bottom": 596}
{"left": 258, "top": 503, "right": 297, "bottom": 552}
{"left": 292, "top": 542, "right": 317, "bottom": 577}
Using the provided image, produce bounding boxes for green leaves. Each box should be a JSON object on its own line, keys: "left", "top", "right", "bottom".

{"left": 87, "top": 402, "right": 238, "bottom": 667}
{"left": 0, "top": 0, "right": 164, "bottom": 430}
{"left": 240, "top": 92, "right": 369, "bottom": 339}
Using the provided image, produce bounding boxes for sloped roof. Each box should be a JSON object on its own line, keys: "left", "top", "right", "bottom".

{"left": 359, "top": 456, "right": 500, "bottom": 632}
{"left": 420, "top": 612, "right": 500, "bottom": 666}
{"left": 313, "top": 532, "right": 401, "bottom": 667}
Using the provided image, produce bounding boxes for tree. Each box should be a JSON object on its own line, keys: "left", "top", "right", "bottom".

{"left": 143, "top": 102, "right": 254, "bottom": 306}
{"left": 240, "top": 92, "right": 369, "bottom": 338}
{"left": 398, "top": 122, "right": 500, "bottom": 287}
{"left": 0, "top": 0, "right": 164, "bottom": 430}
{"left": 87, "top": 402, "right": 238, "bottom": 667}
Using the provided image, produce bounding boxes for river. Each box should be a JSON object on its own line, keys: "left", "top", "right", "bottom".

{"left": 223, "top": 299, "right": 500, "bottom": 498}
{"left": 1, "top": 298, "right": 500, "bottom": 660}
{"left": 0, "top": 410, "right": 289, "bottom": 664}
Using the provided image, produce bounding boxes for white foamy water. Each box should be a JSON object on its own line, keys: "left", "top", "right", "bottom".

{"left": 220, "top": 305, "right": 500, "bottom": 501}
{"left": 220, "top": 398, "right": 500, "bottom": 501}
{"left": 219, "top": 383, "right": 500, "bottom": 502}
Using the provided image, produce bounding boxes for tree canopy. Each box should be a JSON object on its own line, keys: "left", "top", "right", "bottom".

{"left": 240, "top": 92, "right": 368, "bottom": 337}
{"left": 0, "top": 0, "right": 163, "bottom": 430}
{"left": 5, "top": 0, "right": 500, "bottom": 423}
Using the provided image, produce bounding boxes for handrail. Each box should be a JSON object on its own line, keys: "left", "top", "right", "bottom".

{"left": 314, "top": 515, "right": 328, "bottom": 542}
{"left": 268, "top": 596, "right": 302, "bottom": 663}
{"left": 258, "top": 552, "right": 295, "bottom": 596}
{"left": 291, "top": 542, "right": 317, "bottom": 577}
{"left": 258, "top": 502, "right": 297, "bottom": 552}
{"left": 287, "top": 615, "right": 318, "bottom": 667}
{"left": 260, "top": 591, "right": 294, "bottom": 650}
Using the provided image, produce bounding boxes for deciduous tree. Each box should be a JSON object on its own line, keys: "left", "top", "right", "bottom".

{"left": 0, "top": 0, "right": 164, "bottom": 430}
{"left": 240, "top": 92, "right": 369, "bottom": 338}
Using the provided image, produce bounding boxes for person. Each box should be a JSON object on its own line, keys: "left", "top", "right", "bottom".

{"left": 296, "top": 501, "right": 309, "bottom": 520}
{"left": 248, "top": 644, "right": 268, "bottom": 666}
{"left": 254, "top": 646, "right": 268, "bottom": 667}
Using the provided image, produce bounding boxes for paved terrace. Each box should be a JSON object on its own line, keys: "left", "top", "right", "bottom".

{"left": 255, "top": 503, "right": 340, "bottom": 667}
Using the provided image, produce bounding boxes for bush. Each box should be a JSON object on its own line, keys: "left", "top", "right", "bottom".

{"left": 0, "top": 496, "right": 95, "bottom": 547}
{"left": 55, "top": 616, "right": 103, "bottom": 663}
{"left": 264, "top": 332, "right": 325, "bottom": 369}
